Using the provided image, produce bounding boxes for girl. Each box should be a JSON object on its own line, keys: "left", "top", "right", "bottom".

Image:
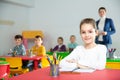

{"left": 52, "top": 37, "right": 66, "bottom": 52}
{"left": 60, "top": 18, "right": 107, "bottom": 70}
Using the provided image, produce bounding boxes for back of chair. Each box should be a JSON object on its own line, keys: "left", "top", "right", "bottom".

{"left": 0, "top": 62, "right": 9, "bottom": 79}
{"left": 41, "top": 57, "right": 50, "bottom": 68}
{"left": 5, "top": 57, "right": 29, "bottom": 75}
{"left": 6, "top": 57, "right": 22, "bottom": 69}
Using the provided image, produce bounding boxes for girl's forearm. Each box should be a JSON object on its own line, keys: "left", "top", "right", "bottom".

{"left": 76, "top": 63, "right": 95, "bottom": 69}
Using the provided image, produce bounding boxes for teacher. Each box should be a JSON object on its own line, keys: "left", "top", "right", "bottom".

{"left": 95, "top": 7, "right": 116, "bottom": 58}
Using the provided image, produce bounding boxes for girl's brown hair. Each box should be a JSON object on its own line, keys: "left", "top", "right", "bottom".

{"left": 80, "top": 18, "right": 96, "bottom": 32}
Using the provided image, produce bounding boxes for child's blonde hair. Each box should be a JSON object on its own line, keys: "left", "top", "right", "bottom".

{"left": 70, "top": 35, "right": 76, "bottom": 39}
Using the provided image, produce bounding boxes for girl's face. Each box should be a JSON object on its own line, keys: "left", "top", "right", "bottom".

{"left": 99, "top": 9, "right": 106, "bottom": 17}
{"left": 15, "top": 38, "right": 22, "bottom": 46}
{"left": 57, "top": 39, "right": 63, "bottom": 45}
{"left": 80, "top": 23, "right": 96, "bottom": 45}
{"left": 34, "top": 38, "right": 43, "bottom": 46}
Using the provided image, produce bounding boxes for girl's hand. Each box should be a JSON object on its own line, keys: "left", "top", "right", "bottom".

{"left": 76, "top": 63, "right": 84, "bottom": 68}
{"left": 66, "top": 59, "right": 77, "bottom": 63}
{"left": 76, "top": 62, "right": 95, "bottom": 69}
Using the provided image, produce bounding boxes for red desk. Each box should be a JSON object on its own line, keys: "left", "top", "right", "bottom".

{"left": 19, "top": 56, "right": 42, "bottom": 70}
{"left": 0, "top": 56, "right": 42, "bottom": 70}
{"left": 9, "top": 68, "right": 120, "bottom": 80}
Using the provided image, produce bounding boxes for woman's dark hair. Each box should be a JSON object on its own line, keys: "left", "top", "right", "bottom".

{"left": 98, "top": 7, "right": 106, "bottom": 12}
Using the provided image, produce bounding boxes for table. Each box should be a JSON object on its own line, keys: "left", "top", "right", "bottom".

{"left": 8, "top": 68, "right": 120, "bottom": 80}
{"left": 106, "top": 58, "right": 120, "bottom": 69}
{"left": 0, "top": 56, "right": 42, "bottom": 70}
{"left": 20, "top": 56, "right": 42, "bottom": 70}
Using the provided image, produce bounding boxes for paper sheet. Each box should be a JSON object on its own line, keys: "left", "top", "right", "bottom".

{"left": 60, "top": 67, "right": 95, "bottom": 73}
{"left": 72, "top": 69, "right": 95, "bottom": 73}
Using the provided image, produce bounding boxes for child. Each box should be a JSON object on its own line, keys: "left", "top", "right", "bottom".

{"left": 60, "top": 18, "right": 107, "bottom": 70}
{"left": 31, "top": 35, "right": 46, "bottom": 56}
{"left": 27, "top": 35, "right": 46, "bottom": 71}
{"left": 9, "top": 34, "right": 27, "bottom": 69}
{"left": 67, "top": 35, "right": 78, "bottom": 53}
{"left": 11, "top": 34, "right": 26, "bottom": 56}
{"left": 52, "top": 37, "right": 67, "bottom": 52}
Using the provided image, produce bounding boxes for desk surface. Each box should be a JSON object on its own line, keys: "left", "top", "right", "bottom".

{"left": 0, "top": 56, "right": 42, "bottom": 60}
{"left": 18, "top": 56, "right": 42, "bottom": 60}
{"left": 9, "top": 68, "right": 120, "bottom": 80}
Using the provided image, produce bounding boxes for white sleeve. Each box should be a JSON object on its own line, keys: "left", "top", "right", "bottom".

{"left": 59, "top": 46, "right": 81, "bottom": 68}
{"left": 89, "top": 45, "right": 107, "bottom": 70}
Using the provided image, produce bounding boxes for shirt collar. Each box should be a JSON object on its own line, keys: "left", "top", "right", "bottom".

{"left": 16, "top": 44, "right": 22, "bottom": 47}
{"left": 100, "top": 16, "right": 106, "bottom": 20}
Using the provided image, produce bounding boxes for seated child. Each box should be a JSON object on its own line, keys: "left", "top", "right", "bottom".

{"left": 10, "top": 34, "right": 26, "bottom": 56}
{"left": 51, "top": 37, "right": 67, "bottom": 52}
{"left": 68, "top": 35, "right": 78, "bottom": 53}
{"left": 9, "top": 34, "right": 27, "bottom": 69}
{"left": 60, "top": 18, "right": 107, "bottom": 70}
{"left": 31, "top": 35, "right": 46, "bottom": 56}
{"left": 27, "top": 35, "right": 46, "bottom": 71}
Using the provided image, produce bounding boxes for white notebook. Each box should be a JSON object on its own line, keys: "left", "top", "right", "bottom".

{"left": 59, "top": 67, "right": 95, "bottom": 73}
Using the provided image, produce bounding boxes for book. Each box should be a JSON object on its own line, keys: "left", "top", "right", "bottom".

{"left": 59, "top": 67, "right": 95, "bottom": 73}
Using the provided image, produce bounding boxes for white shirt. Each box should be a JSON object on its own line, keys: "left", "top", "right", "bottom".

{"left": 60, "top": 44, "right": 107, "bottom": 70}
{"left": 98, "top": 16, "right": 106, "bottom": 41}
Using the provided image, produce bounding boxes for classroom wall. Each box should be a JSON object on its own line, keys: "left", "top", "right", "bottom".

{"left": 29, "top": 0, "right": 120, "bottom": 56}
{"left": 0, "top": 1, "right": 31, "bottom": 55}
{"left": 0, "top": 0, "right": 120, "bottom": 57}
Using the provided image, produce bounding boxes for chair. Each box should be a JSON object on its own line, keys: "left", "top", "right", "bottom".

{"left": 0, "top": 61, "right": 10, "bottom": 79}
{"left": 22, "top": 30, "right": 44, "bottom": 49}
{"left": 0, "top": 57, "right": 6, "bottom": 61}
{"left": 6, "top": 57, "right": 29, "bottom": 75}
{"left": 41, "top": 57, "right": 50, "bottom": 68}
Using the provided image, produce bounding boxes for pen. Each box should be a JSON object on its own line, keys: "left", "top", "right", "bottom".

{"left": 53, "top": 52, "right": 57, "bottom": 64}
{"left": 71, "top": 67, "right": 80, "bottom": 72}
{"left": 46, "top": 56, "right": 52, "bottom": 65}
{"left": 113, "top": 48, "right": 116, "bottom": 53}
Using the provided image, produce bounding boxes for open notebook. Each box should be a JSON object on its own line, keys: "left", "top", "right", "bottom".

{"left": 59, "top": 67, "right": 95, "bottom": 73}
